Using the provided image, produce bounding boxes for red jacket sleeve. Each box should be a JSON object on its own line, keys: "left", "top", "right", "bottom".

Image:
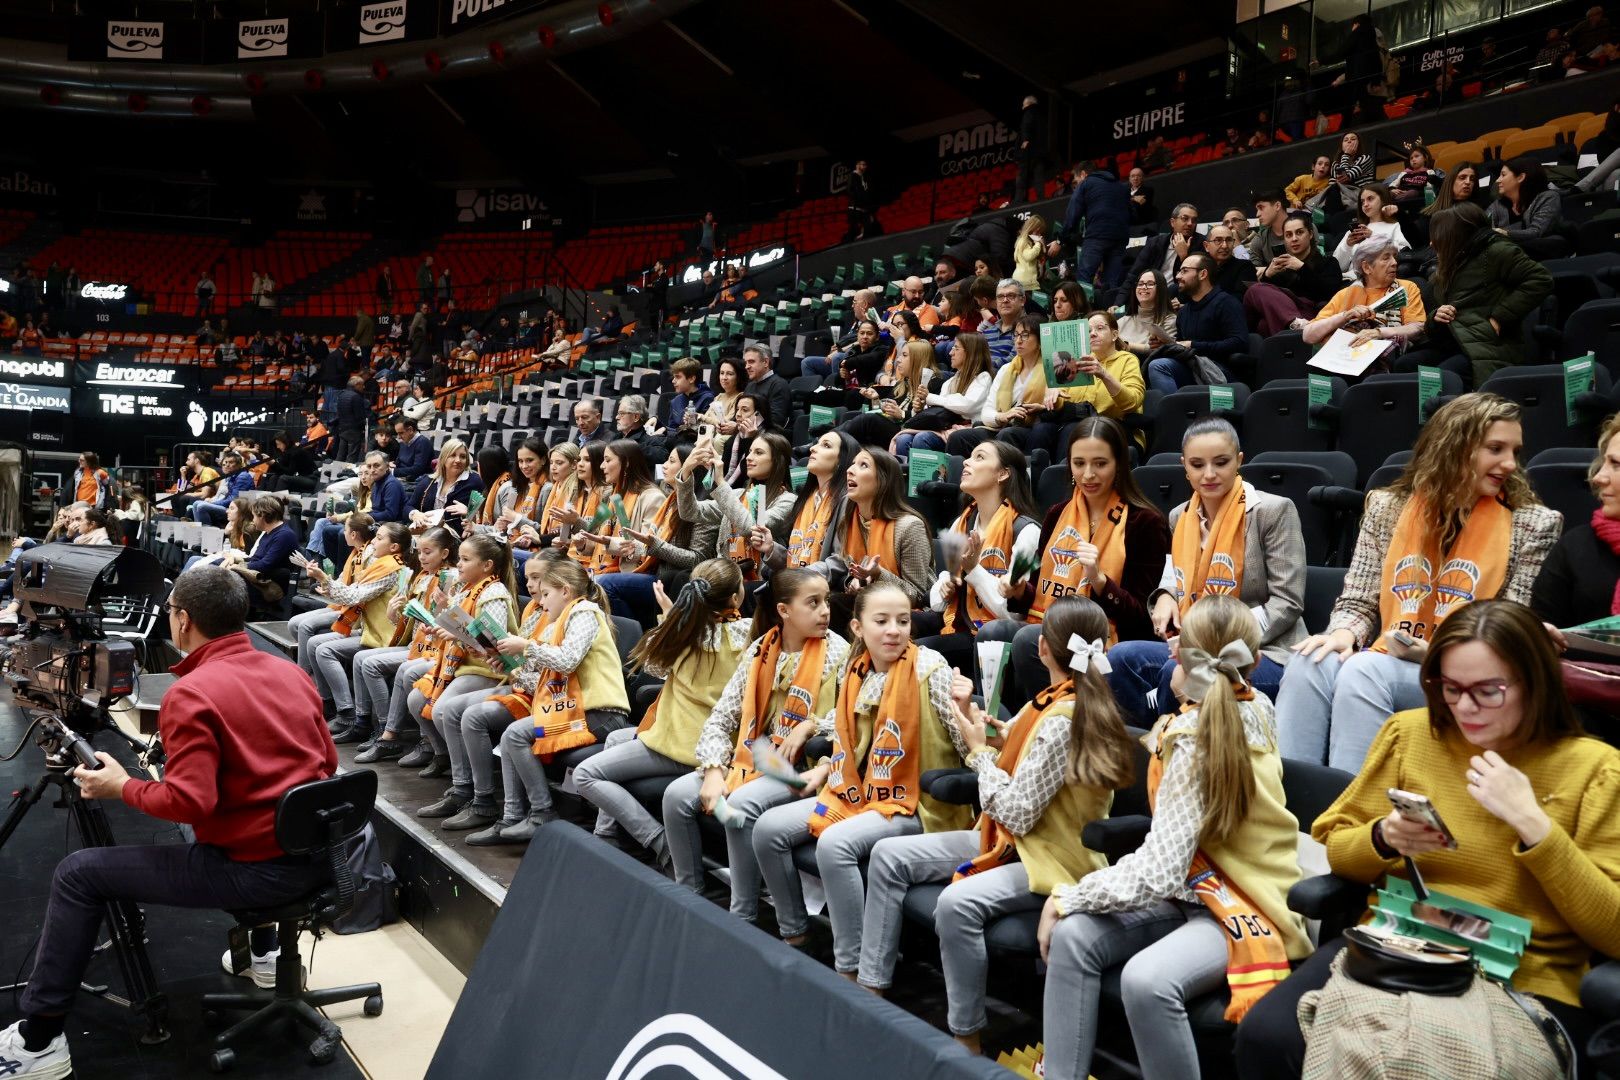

{"left": 120, "top": 683, "right": 222, "bottom": 825}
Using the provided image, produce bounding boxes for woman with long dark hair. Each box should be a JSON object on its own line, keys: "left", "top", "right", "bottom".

{"left": 1116, "top": 270, "right": 1176, "bottom": 360}
{"left": 757, "top": 431, "right": 860, "bottom": 574}
{"left": 574, "top": 439, "right": 666, "bottom": 580}
{"left": 832, "top": 447, "right": 934, "bottom": 609}
{"left": 1488, "top": 156, "right": 1565, "bottom": 258}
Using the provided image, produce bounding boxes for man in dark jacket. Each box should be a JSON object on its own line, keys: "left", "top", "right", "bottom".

{"left": 1054, "top": 161, "right": 1133, "bottom": 295}
{"left": 743, "top": 345, "right": 791, "bottom": 430}
{"left": 1129, "top": 203, "right": 1205, "bottom": 296}
{"left": 1144, "top": 254, "right": 1248, "bottom": 393}
{"left": 392, "top": 417, "right": 434, "bottom": 486}
{"left": 1125, "top": 167, "right": 1157, "bottom": 227}
{"left": 333, "top": 377, "right": 372, "bottom": 463}
{"left": 1203, "top": 225, "right": 1258, "bottom": 299}
{"left": 1015, "top": 96, "right": 1045, "bottom": 203}
{"left": 354, "top": 308, "right": 376, "bottom": 362}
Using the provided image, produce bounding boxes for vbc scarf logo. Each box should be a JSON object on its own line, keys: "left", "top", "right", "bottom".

{"left": 358, "top": 1, "right": 406, "bottom": 43}
{"left": 107, "top": 20, "right": 163, "bottom": 58}
{"left": 238, "top": 18, "right": 288, "bottom": 58}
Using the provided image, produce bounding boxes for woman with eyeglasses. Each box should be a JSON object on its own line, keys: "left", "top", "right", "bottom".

{"left": 1116, "top": 271, "right": 1176, "bottom": 361}
{"left": 1235, "top": 600, "right": 1620, "bottom": 1080}
{"left": 1276, "top": 394, "right": 1560, "bottom": 773}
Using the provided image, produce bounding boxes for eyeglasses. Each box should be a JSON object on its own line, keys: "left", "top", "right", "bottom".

{"left": 1012, "top": 330, "right": 1035, "bottom": 339}
{"left": 162, "top": 601, "right": 183, "bottom": 616}
{"left": 995, "top": 293, "right": 1021, "bottom": 301}
{"left": 1208, "top": 236, "right": 1235, "bottom": 244}
{"left": 1425, "top": 677, "right": 1515, "bottom": 709}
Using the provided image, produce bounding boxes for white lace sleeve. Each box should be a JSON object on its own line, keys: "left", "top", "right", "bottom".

{"left": 324, "top": 575, "right": 397, "bottom": 608}
{"left": 1052, "top": 735, "right": 1202, "bottom": 915}
{"left": 973, "top": 712, "right": 1072, "bottom": 837}
{"left": 925, "top": 658, "right": 970, "bottom": 760}
{"left": 522, "top": 608, "right": 599, "bottom": 674}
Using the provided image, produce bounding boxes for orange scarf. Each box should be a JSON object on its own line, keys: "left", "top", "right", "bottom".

{"left": 1033, "top": 492, "right": 1129, "bottom": 641}
{"left": 953, "top": 680, "right": 1073, "bottom": 880}
{"left": 843, "top": 512, "right": 899, "bottom": 575}
{"left": 528, "top": 598, "right": 599, "bottom": 761}
{"left": 510, "top": 477, "right": 542, "bottom": 527}
{"left": 1146, "top": 692, "right": 1290, "bottom": 1022}
{"left": 787, "top": 487, "right": 836, "bottom": 568}
{"left": 726, "top": 485, "right": 771, "bottom": 581}
{"left": 567, "top": 488, "right": 603, "bottom": 567}
{"left": 541, "top": 476, "right": 579, "bottom": 532}
{"left": 474, "top": 473, "right": 510, "bottom": 525}
{"left": 1169, "top": 484, "right": 1246, "bottom": 617}
{"left": 942, "top": 502, "right": 1017, "bottom": 634}
{"left": 411, "top": 576, "right": 498, "bottom": 719}
{"left": 808, "top": 643, "right": 922, "bottom": 837}
{"left": 726, "top": 628, "right": 828, "bottom": 793}
{"left": 405, "top": 570, "right": 452, "bottom": 662}
{"left": 324, "top": 546, "right": 366, "bottom": 611}
{"left": 632, "top": 488, "right": 683, "bottom": 574}
{"left": 587, "top": 488, "right": 640, "bottom": 576}
{"left": 331, "top": 552, "right": 405, "bottom": 638}
{"left": 1372, "top": 493, "right": 1512, "bottom": 651}
{"left": 491, "top": 599, "right": 549, "bottom": 718}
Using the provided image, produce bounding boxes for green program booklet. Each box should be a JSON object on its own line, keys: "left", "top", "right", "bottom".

{"left": 908, "top": 449, "right": 950, "bottom": 497}
{"left": 1039, "top": 318, "right": 1094, "bottom": 389}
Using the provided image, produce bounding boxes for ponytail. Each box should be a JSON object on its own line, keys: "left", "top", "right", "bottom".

{"left": 536, "top": 555, "right": 615, "bottom": 642}
{"left": 1040, "top": 598, "right": 1136, "bottom": 790}
{"left": 748, "top": 568, "right": 819, "bottom": 643}
{"left": 629, "top": 559, "right": 743, "bottom": 675}
{"left": 1179, "top": 595, "right": 1262, "bottom": 846}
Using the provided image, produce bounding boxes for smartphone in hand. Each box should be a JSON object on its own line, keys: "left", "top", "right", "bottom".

{"left": 1387, "top": 788, "right": 1458, "bottom": 850}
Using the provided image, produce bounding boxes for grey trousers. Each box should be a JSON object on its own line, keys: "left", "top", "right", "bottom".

{"left": 752, "top": 796, "right": 921, "bottom": 972}
{"left": 459, "top": 698, "right": 514, "bottom": 803}
{"left": 1274, "top": 648, "right": 1426, "bottom": 772}
{"left": 661, "top": 772, "right": 800, "bottom": 919}
{"left": 858, "top": 830, "right": 1043, "bottom": 1035}
{"left": 352, "top": 646, "right": 408, "bottom": 723}
{"left": 312, "top": 634, "right": 365, "bottom": 712}
{"left": 290, "top": 608, "right": 340, "bottom": 678}
{"left": 407, "top": 674, "right": 497, "bottom": 757}
{"left": 574, "top": 729, "right": 687, "bottom": 851}
{"left": 383, "top": 658, "right": 433, "bottom": 736}
{"left": 497, "top": 708, "right": 625, "bottom": 823}
{"left": 1041, "top": 899, "right": 1227, "bottom": 1080}
{"left": 431, "top": 681, "right": 501, "bottom": 800}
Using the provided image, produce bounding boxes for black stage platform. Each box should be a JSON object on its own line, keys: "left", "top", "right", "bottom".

{"left": 0, "top": 689, "right": 366, "bottom": 1079}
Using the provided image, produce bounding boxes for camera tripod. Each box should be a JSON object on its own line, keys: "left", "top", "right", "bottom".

{"left": 0, "top": 714, "right": 170, "bottom": 1044}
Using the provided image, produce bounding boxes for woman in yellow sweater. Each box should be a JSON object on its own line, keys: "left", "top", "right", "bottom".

{"left": 574, "top": 559, "right": 751, "bottom": 866}
{"left": 1037, "top": 594, "right": 1309, "bottom": 1080}
{"left": 1006, "top": 310, "right": 1145, "bottom": 461}
{"left": 1235, "top": 599, "right": 1620, "bottom": 1080}
{"left": 857, "top": 597, "right": 1135, "bottom": 1054}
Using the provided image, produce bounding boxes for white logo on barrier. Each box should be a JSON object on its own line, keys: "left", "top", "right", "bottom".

{"left": 0, "top": 383, "right": 69, "bottom": 411}
{"left": 605, "top": 1014, "right": 789, "bottom": 1080}
{"left": 358, "top": 1, "right": 406, "bottom": 43}
{"left": 456, "top": 188, "right": 545, "bottom": 222}
{"left": 91, "top": 363, "right": 182, "bottom": 388}
{"left": 449, "top": 0, "right": 507, "bottom": 26}
{"left": 108, "top": 20, "right": 163, "bottom": 58}
{"left": 238, "top": 18, "right": 289, "bottom": 58}
{"left": 187, "top": 403, "right": 207, "bottom": 438}
{"left": 0, "top": 357, "right": 66, "bottom": 381}
{"left": 297, "top": 190, "right": 327, "bottom": 222}
{"left": 79, "top": 282, "right": 129, "bottom": 301}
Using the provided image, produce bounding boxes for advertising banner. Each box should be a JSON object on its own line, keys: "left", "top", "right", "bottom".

{"left": 427, "top": 824, "right": 1005, "bottom": 1080}
{"left": 440, "top": 0, "right": 554, "bottom": 36}
{"left": 203, "top": 15, "right": 323, "bottom": 63}
{"left": 0, "top": 383, "right": 70, "bottom": 412}
{"left": 72, "top": 360, "right": 195, "bottom": 424}
{"left": 69, "top": 17, "right": 204, "bottom": 63}
{"left": 327, "top": 0, "right": 434, "bottom": 50}
{"left": 0, "top": 356, "right": 71, "bottom": 387}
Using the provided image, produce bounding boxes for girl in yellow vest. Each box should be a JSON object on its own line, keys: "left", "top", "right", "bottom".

{"left": 573, "top": 439, "right": 667, "bottom": 578}
{"left": 751, "top": 581, "right": 973, "bottom": 977}
{"left": 857, "top": 597, "right": 1136, "bottom": 1053}
{"left": 1036, "top": 595, "right": 1309, "bottom": 1080}
{"left": 922, "top": 440, "right": 1041, "bottom": 672}
{"left": 992, "top": 416, "right": 1171, "bottom": 713}
{"left": 353, "top": 527, "right": 458, "bottom": 760}
{"left": 467, "top": 556, "right": 630, "bottom": 845}
{"left": 755, "top": 431, "right": 859, "bottom": 573}
{"left": 309, "top": 521, "right": 411, "bottom": 737}
{"left": 293, "top": 512, "right": 379, "bottom": 688}
{"left": 664, "top": 568, "right": 849, "bottom": 921}
{"left": 574, "top": 559, "right": 752, "bottom": 866}
{"left": 404, "top": 533, "right": 518, "bottom": 779}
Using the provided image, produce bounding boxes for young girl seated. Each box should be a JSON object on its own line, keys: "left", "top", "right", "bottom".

{"left": 751, "top": 581, "right": 972, "bottom": 978}
{"left": 465, "top": 556, "right": 630, "bottom": 845}
{"left": 574, "top": 559, "right": 752, "bottom": 864}
{"left": 857, "top": 597, "right": 1135, "bottom": 1053}
{"left": 311, "top": 521, "right": 411, "bottom": 739}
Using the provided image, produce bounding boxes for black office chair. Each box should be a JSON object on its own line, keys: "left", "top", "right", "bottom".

{"left": 201, "top": 770, "right": 383, "bottom": 1072}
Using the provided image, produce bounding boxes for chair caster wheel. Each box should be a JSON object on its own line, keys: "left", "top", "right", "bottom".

{"left": 310, "top": 1033, "right": 341, "bottom": 1064}
{"left": 363, "top": 993, "right": 384, "bottom": 1017}
{"left": 202, "top": 1009, "right": 223, "bottom": 1028}
{"left": 210, "top": 1049, "right": 236, "bottom": 1073}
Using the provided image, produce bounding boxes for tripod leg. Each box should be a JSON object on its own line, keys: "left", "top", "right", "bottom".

{"left": 0, "top": 772, "right": 57, "bottom": 851}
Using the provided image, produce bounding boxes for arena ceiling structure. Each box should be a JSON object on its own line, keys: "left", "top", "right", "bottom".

{"left": 0, "top": 0, "right": 1232, "bottom": 200}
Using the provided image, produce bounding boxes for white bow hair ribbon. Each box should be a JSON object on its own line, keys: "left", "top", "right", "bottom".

{"left": 1178, "top": 639, "right": 1255, "bottom": 703}
{"left": 1067, "top": 634, "right": 1112, "bottom": 676}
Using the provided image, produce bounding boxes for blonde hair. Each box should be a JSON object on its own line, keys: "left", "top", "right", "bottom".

{"left": 1592, "top": 412, "right": 1620, "bottom": 488}
{"left": 433, "top": 438, "right": 472, "bottom": 488}
{"left": 1017, "top": 213, "right": 1048, "bottom": 242}
{"left": 1389, "top": 392, "right": 1537, "bottom": 550}
{"left": 535, "top": 554, "right": 615, "bottom": 638}
{"left": 1178, "top": 595, "right": 1261, "bottom": 847}
{"left": 1040, "top": 598, "right": 1136, "bottom": 790}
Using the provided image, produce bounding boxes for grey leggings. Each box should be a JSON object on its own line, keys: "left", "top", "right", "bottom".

{"left": 573, "top": 729, "right": 687, "bottom": 851}
{"left": 407, "top": 674, "right": 499, "bottom": 757}
{"left": 382, "top": 658, "right": 433, "bottom": 737}
{"left": 312, "top": 635, "right": 364, "bottom": 712}
{"left": 290, "top": 608, "right": 340, "bottom": 678}
{"left": 1041, "top": 899, "right": 1227, "bottom": 1080}
{"left": 497, "top": 708, "right": 627, "bottom": 824}
{"left": 660, "top": 771, "right": 800, "bottom": 920}
{"left": 751, "top": 796, "right": 921, "bottom": 972}
{"left": 457, "top": 698, "right": 518, "bottom": 804}
{"left": 858, "top": 830, "right": 1043, "bottom": 1035}
{"left": 352, "top": 646, "right": 408, "bottom": 723}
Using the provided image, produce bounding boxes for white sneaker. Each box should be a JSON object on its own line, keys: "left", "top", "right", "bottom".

{"left": 220, "top": 946, "right": 279, "bottom": 989}
{"left": 0, "top": 1020, "right": 72, "bottom": 1079}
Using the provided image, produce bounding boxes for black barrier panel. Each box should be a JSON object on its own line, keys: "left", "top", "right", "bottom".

{"left": 68, "top": 17, "right": 205, "bottom": 63}
{"left": 427, "top": 823, "right": 1007, "bottom": 1080}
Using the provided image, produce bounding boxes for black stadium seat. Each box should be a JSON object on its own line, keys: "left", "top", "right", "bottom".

{"left": 1148, "top": 383, "right": 1250, "bottom": 458}
{"left": 1479, "top": 363, "right": 1613, "bottom": 456}
{"left": 1132, "top": 463, "right": 1192, "bottom": 517}
{"left": 1242, "top": 377, "right": 1345, "bottom": 457}
{"left": 1527, "top": 461, "right": 1598, "bottom": 532}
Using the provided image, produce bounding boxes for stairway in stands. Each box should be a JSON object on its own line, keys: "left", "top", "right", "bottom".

{"left": 246, "top": 235, "right": 397, "bottom": 323}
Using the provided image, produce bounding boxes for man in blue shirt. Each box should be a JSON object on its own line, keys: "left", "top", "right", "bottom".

{"left": 1145, "top": 254, "right": 1248, "bottom": 394}
{"left": 190, "top": 452, "right": 257, "bottom": 526}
